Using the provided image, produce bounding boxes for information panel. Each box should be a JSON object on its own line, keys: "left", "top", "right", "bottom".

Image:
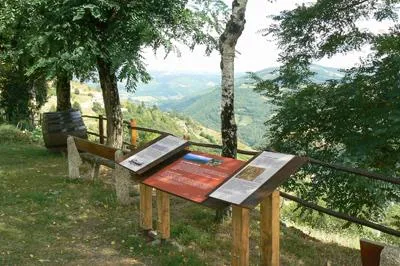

{"left": 119, "top": 135, "right": 188, "bottom": 174}
{"left": 209, "top": 151, "right": 294, "bottom": 205}
{"left": 143, "top": 152, "right": 244, "bottom": 203}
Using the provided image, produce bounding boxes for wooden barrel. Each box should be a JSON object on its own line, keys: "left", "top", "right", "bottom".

{"left": 42, "top": 110, "right": 87, "bottom": 150}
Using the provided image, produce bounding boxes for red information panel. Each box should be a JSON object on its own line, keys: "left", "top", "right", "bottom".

{"left": 143, "top": 151, "right": 244, "bottom": 203}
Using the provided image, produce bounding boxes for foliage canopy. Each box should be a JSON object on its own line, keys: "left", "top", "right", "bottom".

{"left": 253, "top": 0, "right": 400, "bottom": 222}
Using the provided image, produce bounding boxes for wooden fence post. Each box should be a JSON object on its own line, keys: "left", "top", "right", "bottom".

{"left": 260, "top": 190, "right": 280, "bottom": 266}
{"left": 130, "top": 119, "right": 138, "bottom": 147}
{"left": 99, "top": 115, "right": 104, "bottom": 144}
{"left": 157, "top": 190, "right": 170, "bottom": 240}
{"left": 140, "top": 184, "right": 153, "bottom": 231}
{"left": 232, "top": 206, "right": 250, "bottom": 266}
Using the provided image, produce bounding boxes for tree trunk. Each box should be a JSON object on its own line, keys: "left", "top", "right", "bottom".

{"left": 27, "top": 82, "right": 37, "bottom": 129}
{"left": 97, "top": 57, "right": 123, "bottom": 148}
{"left": 216, "top": 0, "right": 248, "bottom": 222}
{"left": 220, "top": 0, "right": 248, "bottom": 159}
{"left": 56, "top": 72, "right": 71, "bottom": 111}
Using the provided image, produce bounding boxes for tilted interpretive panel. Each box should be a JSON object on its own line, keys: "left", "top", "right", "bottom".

{"left": 210, "top": 151, "right": 307, "bottom": 208}
{"left": 119, "top": 135, "right": 188, "bottom": 175}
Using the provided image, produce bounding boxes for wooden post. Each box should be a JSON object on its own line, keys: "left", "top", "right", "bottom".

{"left": 260, "top": 190, "right": 280, "bottom": 266}
{"left": 140, "top": 184, "right": 153, "bottom": 231}
{"left": 99, "top": 115, "right": 105, "bottom": 144}
{"left": 232, "top": 206, "right": 250, "bottom": 266}
{"left": 156, "top": 190, "right": 170, "bottom": 240}
{"left": 130, "top": 119, "right": 138, "bottom": 147}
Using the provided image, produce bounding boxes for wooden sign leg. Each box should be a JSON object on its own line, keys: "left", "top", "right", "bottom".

{"left": 140, "top": 184, "right": 153, "bottom": 231}
{"left": 260, "top": 190, "right": 280, "bottom": 266}
{"left": 232, "top": 206, "right": 250, "bottom": 266}
{"left": 156, "top": 190, "right": 170, "bottom": 241}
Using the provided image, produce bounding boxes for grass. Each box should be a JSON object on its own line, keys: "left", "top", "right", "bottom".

{"left": 0, "top": 143, "right": 362, "bottom": 265}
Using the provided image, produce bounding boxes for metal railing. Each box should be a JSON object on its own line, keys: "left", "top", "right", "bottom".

{"left": 82, "top": 114, "right": 400, "bottom": 237}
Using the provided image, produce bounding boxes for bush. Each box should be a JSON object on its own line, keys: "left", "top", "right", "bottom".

{"left": 92, "top": 102, "right": 104, "bottom": 115}
{"left": 72, "top": 101, "right": 82, "bottom": 111}
{"left": 31, "top": 126, "right": 44, "bottom": 144}
{"left": 0, "top": 124, "right": 33, "bottom": 144}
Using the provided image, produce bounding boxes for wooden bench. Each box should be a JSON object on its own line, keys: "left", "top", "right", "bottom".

{"left": 67, "top": 136, "right": 137, "bottom": 205}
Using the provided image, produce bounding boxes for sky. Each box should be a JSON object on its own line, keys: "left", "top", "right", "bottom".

{"left": 143, "top": 1, "right": 392, "bottom": 73}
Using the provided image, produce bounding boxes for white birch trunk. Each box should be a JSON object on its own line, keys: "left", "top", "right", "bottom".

{"left": 216, "top": 0, "right": 248, "bottom": 221}
{"left": 220, "top": 0, "right": 248, "bottom": 159}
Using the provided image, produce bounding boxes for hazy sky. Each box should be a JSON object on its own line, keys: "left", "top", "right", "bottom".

{"left": 144, "top": 1, "right": 392, "bottom": 73}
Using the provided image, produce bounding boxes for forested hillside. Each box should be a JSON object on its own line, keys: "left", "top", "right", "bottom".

{"left": 159, "top": 64, "right": 342, "bottom": 147}
{"left": 162, "top": 82, "right": 272, "bottom": 147}
{"left": 41, "top": 82, "right": 251, "bottom": 150}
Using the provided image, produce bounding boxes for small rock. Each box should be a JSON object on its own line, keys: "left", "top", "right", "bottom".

{"left": 148, "top": 230, "right": 158, "bottom": 239}
{"left": 151, "top": 239, "right": 161, "bottom": 246}
{"left": 171, "top": 240, "right": 185, "bottom": 252}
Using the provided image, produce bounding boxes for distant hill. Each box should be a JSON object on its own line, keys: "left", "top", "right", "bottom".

{"left": 85, "top": 65, "right": 342, "bottom": 148}
{"left": 119, "top": 72, "right": 228, "bottom": 104}
{"left": 161, "top": 82, "right": 272, "bottom": 147}
{"left": 158, "top": 65, "right": 343, "bottom": 147}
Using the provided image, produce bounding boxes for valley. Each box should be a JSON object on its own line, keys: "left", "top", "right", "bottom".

{"left": 81, "top": 65, "right": 342, "bottom": 148}
{"left": 120, "top": 64, "right": 343, "bottom": 148}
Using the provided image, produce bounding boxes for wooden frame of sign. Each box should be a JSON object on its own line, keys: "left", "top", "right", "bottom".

{"left": 142, "top": 154, "right": 306, "bottom": 265}
{"left": 126, "top": 126, "right": 307, "bottom": 265}
{"left": 220, "top": 154, "right": 308, "bottom": 266}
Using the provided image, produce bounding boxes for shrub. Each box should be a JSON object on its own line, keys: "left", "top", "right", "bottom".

{"left": 0, "top": 124, "right": 33, "bottom": 144}
{"left": 92, "top": 102, "right": 104, "bottom": 115}
{"left": 72, "top": 101, "right": 82, "bottom": 111}
{"left": 31, "top": 126, "right": 44, "bottom": 144}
